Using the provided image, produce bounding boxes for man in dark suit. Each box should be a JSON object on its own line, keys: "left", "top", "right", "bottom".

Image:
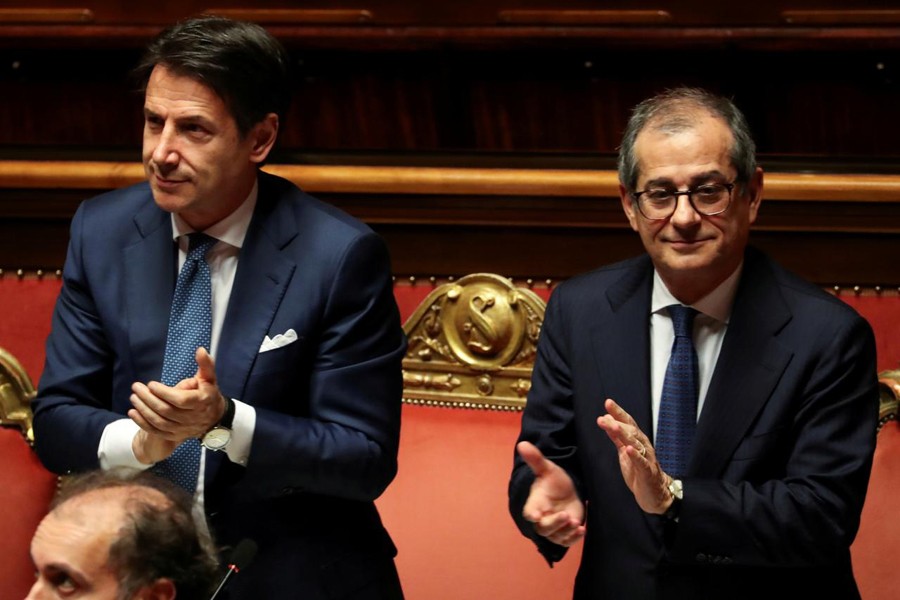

{"left": 32, "top": 16, "right": 406, "bottom": 598}
{"left": 509, "top": 88, "right": 879, "bottom": 599}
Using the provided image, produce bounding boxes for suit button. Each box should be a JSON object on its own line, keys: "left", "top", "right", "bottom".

{"left": 696, "top": 553, "right": 707, "bottom": 563}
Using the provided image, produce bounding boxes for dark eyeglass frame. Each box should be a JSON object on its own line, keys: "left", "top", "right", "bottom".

{"left": 631, "top": 182, "right": 737, "bottom": 221}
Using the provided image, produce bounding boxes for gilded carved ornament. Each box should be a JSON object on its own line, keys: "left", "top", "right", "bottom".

{"left": 877, "top": 369, "right": 900, "bottom": 432}
{"left": 0, "top": 347, "right": 36, "bottom": 443}
{"left": 402, "top": 273, "right": 545, "bottom": 410}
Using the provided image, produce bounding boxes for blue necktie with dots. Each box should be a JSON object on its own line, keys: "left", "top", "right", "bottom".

{"left": 656, "top": 305, "right": 699, "bottom": 478}
{"left": 151, "top": 232, "right": 217, "bottom": 492}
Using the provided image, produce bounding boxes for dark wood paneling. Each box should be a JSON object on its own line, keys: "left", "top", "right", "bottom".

{"left": 376, "top": 225, "right": 900, "bottom": 286}
{"left": 2, "top": 45, "right": 900, "bottom": 158}
{"left": 1, "top": 1, "right": 898, "bottom": 284}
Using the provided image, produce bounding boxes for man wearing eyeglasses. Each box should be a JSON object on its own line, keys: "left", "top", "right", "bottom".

{"left": 509, "top": 88, "right": 878, "bottom": 599}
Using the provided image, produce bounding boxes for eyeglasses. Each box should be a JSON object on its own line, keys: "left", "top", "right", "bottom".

{"left": 631, "top": 182, "right": 736, "bottom": 220}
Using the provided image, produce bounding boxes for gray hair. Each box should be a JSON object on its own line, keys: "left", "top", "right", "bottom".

{"left": 617, "top": 87, "right": 757, "bottom": 194}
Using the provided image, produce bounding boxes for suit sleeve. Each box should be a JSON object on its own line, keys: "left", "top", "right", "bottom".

{"left": 508, "top": 289, "right": 585, "bottom": 564}
{"left": 668, "top": 310, "right": 879, "bottom": 567}
{"left": 32, "top": 201, "right": 122, "bottom": 473}
{"left": 237, "top": 232, "right": 406, "bottom": 503}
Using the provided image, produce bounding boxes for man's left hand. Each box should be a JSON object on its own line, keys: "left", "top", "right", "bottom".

{"left": 597, "top": 398, "right": 673, "bottom": 515}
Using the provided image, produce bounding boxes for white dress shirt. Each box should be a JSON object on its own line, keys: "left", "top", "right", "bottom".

{"left": 98, "top": 183, "right": 259, "bottom": 490}
{"left": 649, "top": 264, "right": 743, "bottom": 439}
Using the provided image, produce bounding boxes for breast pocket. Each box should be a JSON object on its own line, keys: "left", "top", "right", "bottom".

{"left": 252, "top": 333, "right": 307, "bottom": 377}
{"left": 731, "top": 426, "right": 787, "bottom": 461}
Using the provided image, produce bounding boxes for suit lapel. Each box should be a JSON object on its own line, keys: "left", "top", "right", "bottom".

{"left": 591, "top": 257, "right": 654, "bottom": 438}
{"left": 591, "top": 257, "right": 663, "bottom": 539}
{"left": 689, "top": 251, "right": 794, "bottom": 477}
{"left": 124, "top": 200, "right": 175, "bottom": 382}
{"left": 215, "top": 176, "right": 298, "bottom": 401}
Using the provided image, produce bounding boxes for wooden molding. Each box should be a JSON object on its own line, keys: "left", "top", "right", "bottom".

{"left": 0, "top": 161, "right": 145, "bottom": 191}
{"left": 782, "top": 10, "right": 900, "bottom": 25}
{"left": 1, "top": 160, "right": 899, "bottom": 203}
{"left": 203, "top": 9, "right": 374, "bottom": 24}
{"left": 0, "top": 8, "right": 93, "bottom": 24}
{"left": 497, "top": 10, "right": 672, "bottom": 25}
{"left": 4, "top": 24, "right": 900, "bottom": 51}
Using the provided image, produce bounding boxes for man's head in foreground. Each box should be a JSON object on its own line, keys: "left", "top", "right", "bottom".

{"left": 27, "top": 470, "right": 218, "bottom": 600}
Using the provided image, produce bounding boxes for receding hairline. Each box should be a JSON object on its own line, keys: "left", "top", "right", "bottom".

{"left": 53, "top": 484, "right": 174, "bottom": 526}
{"left": 641, "top": 101, "right": 731, "bottom": 137}
{"left": 631, "top": 110, "right": 737, "bottom": 177}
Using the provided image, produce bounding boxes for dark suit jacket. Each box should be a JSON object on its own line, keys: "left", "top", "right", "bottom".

{"left": 34, "top": 172, "right": 407, "bottom": 598}
{"left": 509, "top": 248, "right": 878, "bottom": 599}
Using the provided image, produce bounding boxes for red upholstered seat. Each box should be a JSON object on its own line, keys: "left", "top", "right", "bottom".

{"left": 379, "top": 276, "right": 580, "bottom": 598}
{"left": 375, "top": 404, "right": 580, "bottom": 599}
{"left": 0, "top": 426, "right": 57, "bottom": 597}
{"left": 851, "top": 374, "right": 900, "bottom": 600}
{"left": 0, "top": 347, "right": 58, "bottom": 598}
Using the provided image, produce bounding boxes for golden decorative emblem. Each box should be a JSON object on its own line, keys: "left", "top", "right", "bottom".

{"left": 402, "top": 274, "right": 546, "bottom": 410}
{"left": 0, "top": 347, "right": 37, "bottom": 443}
{"left": 877, "top": 369, "right": 900, "bottom": 432}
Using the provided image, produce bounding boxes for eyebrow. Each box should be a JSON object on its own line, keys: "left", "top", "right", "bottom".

{"left": 44, "top": 562, "right": 80, "bottom": 575}
{"left": 38, "top": 561, "right": 91, "bottom": 588}
{"left": 142, "top": 107, "right": 216, "bottom": 128}
{"left": 643, "top": 170, "right": 730, "bottom": 188}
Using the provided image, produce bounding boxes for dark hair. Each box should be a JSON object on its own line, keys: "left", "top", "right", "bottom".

{"left": 134, "top": 15, "right": 291, "bottom": 137}
{"left": 53, "top": 470, "right": 219, "bottom": 600}
{"left": 617, "top": 87, "right": 757, "bottom": 194}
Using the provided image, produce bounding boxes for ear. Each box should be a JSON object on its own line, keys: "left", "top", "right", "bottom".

{"left": 746, "top": 166, "right": 764, "bottom": 225}
{"left": 134, "top": 578, "right": 176, "bottom": 600}
{"left": 248, "top": 113, "right": 279, "bottom": 164}
{"left": 619, "top": 183, "right": 639, "bottom": 232}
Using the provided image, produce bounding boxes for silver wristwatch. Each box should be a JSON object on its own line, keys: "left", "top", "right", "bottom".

{"left": 664, "top": 478, "right": 684, "bottom": 521}
{"left": 201, "top": 396, "right": 235, "bottom": 451}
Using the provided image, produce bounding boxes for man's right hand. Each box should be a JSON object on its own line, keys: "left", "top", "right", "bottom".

{"left": 517, "top": 441, "right": 586, "bottom": 547}
{"left": 130, "top": 374, "right": 199, "bottom": 465}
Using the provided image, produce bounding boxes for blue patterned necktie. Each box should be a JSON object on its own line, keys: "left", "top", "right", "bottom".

{"left": 656, "top": 304, "right": 699, "bottom": 478}
{"left": 151, "top": 233, "right": 217, "bottom": 493}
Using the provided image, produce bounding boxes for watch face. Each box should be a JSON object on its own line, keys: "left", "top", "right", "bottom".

{"left": 202, "top": 427, "right": 231, "bottom": 451}
{"left": 668, "top": 479, "right": 684, "bottom": 500}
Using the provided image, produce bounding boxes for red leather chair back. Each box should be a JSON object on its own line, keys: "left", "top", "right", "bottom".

{"left": 0, "top": 426, "right": 58, "bottom": 597}
{"left": 851, "top": 375, "right": 900, "bottom": 600}
{"left": 0, "top": 347, "right": 58, "bottom": 599}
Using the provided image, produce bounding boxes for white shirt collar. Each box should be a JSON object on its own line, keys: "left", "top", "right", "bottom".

{"left": 170, "top": 179, "right": 258, "bottom": 249}
{"left": 651, "top": 261, "right": 743, "bottom": 324}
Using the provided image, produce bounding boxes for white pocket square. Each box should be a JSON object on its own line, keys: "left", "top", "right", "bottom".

{"left": 259, "top": 328, "right": 298, "bottom": 353}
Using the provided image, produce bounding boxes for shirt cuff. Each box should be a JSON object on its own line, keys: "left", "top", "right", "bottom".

{"left": 98, "top": 418, "right": 153, "bottom": 470}
{"left": 225, "top": 398, "right": 255, "bottom": 466}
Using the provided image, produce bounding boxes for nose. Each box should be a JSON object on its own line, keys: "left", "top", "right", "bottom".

{"left": 149, "top": 124, "right": 180, "bottom": 170}
{"left": 669, "top": 192, "right": 702, "bottom": 227}
{"left": 24, "top": 579, "right": 42, "bottom": 600}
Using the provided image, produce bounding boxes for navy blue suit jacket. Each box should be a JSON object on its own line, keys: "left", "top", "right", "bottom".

{"left": 510, "top": 248, "right": 878, "bottom": 599}
{"left": 34, "top": 172, "right": 407, "bottom": 598}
